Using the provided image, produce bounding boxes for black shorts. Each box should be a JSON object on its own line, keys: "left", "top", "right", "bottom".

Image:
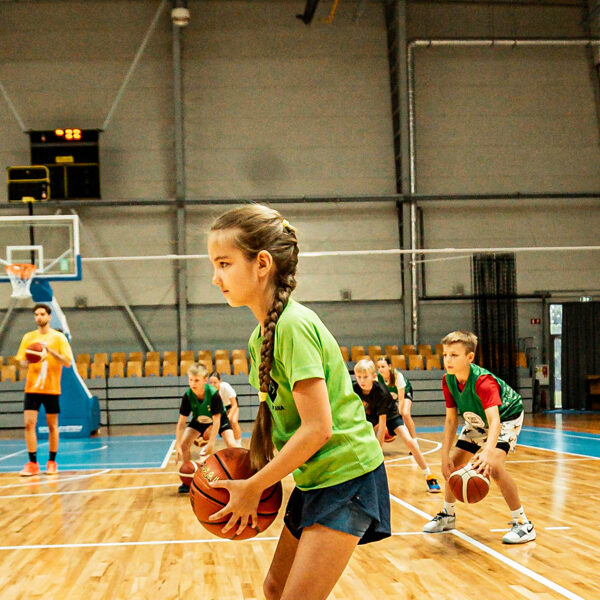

{"left": 187, "top": 413, "right": 232, "bottom": 436}
{"left": 24, "top": 393, "right": 60, "bottom": 414}
{"left": 368, "top": 414, "right": 404, "bottom": 434}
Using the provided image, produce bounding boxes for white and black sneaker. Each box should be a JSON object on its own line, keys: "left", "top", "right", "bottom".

{"left": 423, "top": 511, "right": 456, "bottom": 533}
{"left": 502, "top": 520, "right": 536, "bottom": 544}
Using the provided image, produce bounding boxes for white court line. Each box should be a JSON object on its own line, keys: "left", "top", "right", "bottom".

{"left": 384, "top": 438, "right": 442, "bottom": 465}
{"left": 0, "top": 448, "right": 30, "bottom": 462}
{"left": 0, "top": 482, "right": 174, "bottom": 500}
{"left": 0, "top": 529, "right": 435, "bottom": 552}
{"left": 161, "top": 439, "right": 176, "bottom": 469}
{"left": 0, "top": 536, "right": 281, "bottom": 551}
{"left": 389, "top": 494, "right": 586, "bottom": 600}
{"left": 0, "top": 469, "right": 111, "bottom": 489}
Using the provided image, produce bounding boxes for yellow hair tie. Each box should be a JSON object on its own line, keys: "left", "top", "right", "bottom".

{"left": 281, "top": 218, "right": 290, "bottom": 230}
{"left": 259, "top": 391, "right": 268, "bottom": 403}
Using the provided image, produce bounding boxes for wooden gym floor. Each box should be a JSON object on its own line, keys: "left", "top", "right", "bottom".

{"left": 0, "top": 413, "right": 598, "bottom": 600}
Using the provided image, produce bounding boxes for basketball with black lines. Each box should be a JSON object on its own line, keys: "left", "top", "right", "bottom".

{"left": 448, "top": 463, "right": 490, "bottom": 504}
{"left": 178, "top": 460, "right": 198, "bottom": 486}
{"left": 190, "top": 447, "right": 283, "bottom": 540}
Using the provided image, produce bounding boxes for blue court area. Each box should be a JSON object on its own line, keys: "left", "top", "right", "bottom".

{"left": 415, "top": 426, "right": 600, "bottom": 458}
{"left": 0, "top": 435, "right": 174, "bottom": 473}
{"left": 518, "top": 427, "right": 600, "bottom": 458}
{"left": 0, "top": 427, "right": 598, "bottom": 473}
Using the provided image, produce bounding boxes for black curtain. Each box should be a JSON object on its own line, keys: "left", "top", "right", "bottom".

{"left": 561, "top": 302, "right": 600, "bottom": 410}
{"left": 471, "top": 253, "right": 518, "bottom": 388}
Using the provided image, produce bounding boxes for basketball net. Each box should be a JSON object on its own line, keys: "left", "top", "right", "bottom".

{"left": 5, "top": 263, "right": 37, "bottom": 299}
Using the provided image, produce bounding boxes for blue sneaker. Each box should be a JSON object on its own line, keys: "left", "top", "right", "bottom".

{"left": 426, "top": 475, "right": 441, "bottom": 493}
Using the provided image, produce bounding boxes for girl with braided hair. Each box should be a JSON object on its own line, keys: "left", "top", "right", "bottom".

{"left": 207, "top": 204, "right": 390, "bottom": 600}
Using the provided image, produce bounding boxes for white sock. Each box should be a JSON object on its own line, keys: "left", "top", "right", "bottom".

{"left": 510, "top": 507, "right": 528, "bottom": 523}
{"left": 422, "top": 466, "right": 431, "bottom": 477}
{"left": 443, "top": 502, "right": 456, "bottom": 516}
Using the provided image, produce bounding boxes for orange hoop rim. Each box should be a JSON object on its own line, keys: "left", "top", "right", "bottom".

{"left": 5, "top": 263, "right": 37, "bottom": 279}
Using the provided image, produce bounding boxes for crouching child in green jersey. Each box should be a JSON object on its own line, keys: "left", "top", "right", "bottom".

{"left": 207, "top": 204, "right": 390, "bottom": 600}
{"left": 423, "top": 331, "right": 536, "bottom": 544}
{"left": 174, "top": 362, "right": 237, "bottom": 493}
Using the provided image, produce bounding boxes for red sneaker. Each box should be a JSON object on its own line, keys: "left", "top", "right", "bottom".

{"left": 46, "top": 460, "right": 58, "bottom": 475}
{"left": 384, "top": 432, "right": 397, "bottom": 442}
{"left": 19, "top": 461, "right": 41, "bottom": 476}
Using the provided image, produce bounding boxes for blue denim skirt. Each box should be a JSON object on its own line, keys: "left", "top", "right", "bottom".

{"left": 283, "top": 461, "right": 390, "bottom": 545}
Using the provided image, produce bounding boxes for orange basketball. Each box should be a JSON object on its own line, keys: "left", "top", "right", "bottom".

{"left": 178, "top": 460, "right": 198, "bottom": 486}
{"left": 190, "top": 447, "right": 282, "bottom": 540}
{"left": 25, "top": 342, "right": 46, "bottom": 364}
{"left": 448, "top": 463, "right": 490, "bottom": 504}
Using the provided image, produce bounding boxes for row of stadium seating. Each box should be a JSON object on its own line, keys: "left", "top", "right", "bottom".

{"left": 0, "top": 347, "right": 528, "bottom": 382}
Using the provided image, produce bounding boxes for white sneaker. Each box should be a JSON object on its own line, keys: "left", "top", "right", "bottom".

{"left": 502, "top": 521, "right": 536, "bottom": 544}
{"left": 423, "top": 511, "right": 456, "bottom": 533}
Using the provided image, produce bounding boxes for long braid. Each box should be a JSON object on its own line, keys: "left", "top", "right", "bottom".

{"left": 250, "top": 273, "right": 296, "bottom": 471}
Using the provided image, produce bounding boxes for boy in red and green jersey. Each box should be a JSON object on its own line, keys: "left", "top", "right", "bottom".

{"left": 423, "top": 331, "right": 536, "bottom": 545}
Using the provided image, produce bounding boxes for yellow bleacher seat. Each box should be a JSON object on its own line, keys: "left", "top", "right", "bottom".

{"left": 232, "top": 357, "right": 248, "bottom": 375}
{"left": 231, "top": 349, "right": 246, "bottom": 361}
{"left": 408, "top": 354, "right": 424, "bottom": 370}
{"left": 90, "top": 362, "right": 106, "bottom": 379}
{"left": 350, "top": 346, "right": 365, "bottom": 362}
{"left": 93, "top": 353, "right": 108, "bottom": 366}
{"left": 111, "top": 352, "right": 127, "bottom": 364}
{"left": 127, "top": 361, "right": 142, "bottom": 377}
{"left": 426, "top": 355, "right": 441, "bottom": 370}
{"left": 76, "top": 353, "right": 91, "bottom": 365}
{"left": 162, "top": 361, "right": 178, "bottom": 377}
{"left": 180, "top": 360, "right": 195, "bottom": 375}
{"left": 1, "top": 365, "right": 17, "bottom": 382}
{"left": 391, "top": 355, "right": 406, "bottom": 370}
{"left": 109, "top": 361, "right": 124, "bottom": 378}
{"left": 417, "top": 344, "right": 432, "bottom": 356}
{"left": 76, "top": 362, "right": 89, "bottom": 379}
{"left": 215, "top": 358, "right": 231, "bottom": 375}
{"left": 144, "top": 361, "right": 160, "bottom": 377}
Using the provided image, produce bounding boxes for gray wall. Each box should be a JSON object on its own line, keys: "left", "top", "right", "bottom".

{"left": 0, "top": 0, "right": 598, "bottom": 362}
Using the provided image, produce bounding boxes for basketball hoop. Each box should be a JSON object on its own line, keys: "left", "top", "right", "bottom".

{"left": 5, "top": 263, "right": 37, "bottom": 299}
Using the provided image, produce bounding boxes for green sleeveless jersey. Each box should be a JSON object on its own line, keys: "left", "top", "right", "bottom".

{"left": 377, "top": 370, "right": 413, "bottom": 400}
{"left": 185, "top": 384, "right": 224, "bottom": 423}
{"left": 444, "top": 363, "right": 523, "bottom": 427}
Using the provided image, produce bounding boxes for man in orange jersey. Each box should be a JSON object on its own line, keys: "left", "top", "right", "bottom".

{"left": 15, "top": 303, "right": 73, "bottom": 476}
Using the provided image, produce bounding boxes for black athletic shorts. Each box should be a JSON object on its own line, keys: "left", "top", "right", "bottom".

{"left": 24, "top": 393, "right": 60, "bottom": 414}
{"left": 187, "top": 413, "right": 232, "bottom": 436}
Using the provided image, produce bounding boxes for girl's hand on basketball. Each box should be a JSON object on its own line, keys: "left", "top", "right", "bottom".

{"left": 209, "top": 478, "right": 260, "bottom": 536}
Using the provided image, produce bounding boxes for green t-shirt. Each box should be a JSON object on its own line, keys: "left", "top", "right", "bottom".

{"left": 248, "top": 298, "right": 383, "bottom": 491}
{"left": 444, "top": 363, "right": 523, "bottom": 427}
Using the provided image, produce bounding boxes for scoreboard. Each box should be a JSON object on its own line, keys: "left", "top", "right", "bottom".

{"left": 29, "top": 128, "right": 101, "bottom": 200}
